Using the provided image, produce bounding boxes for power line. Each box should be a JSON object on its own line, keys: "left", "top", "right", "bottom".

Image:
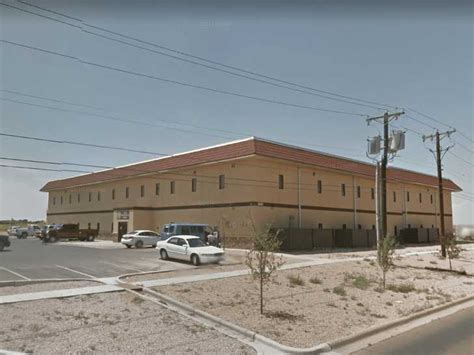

{"left": 0, "top": 132, "right": 168, "bottom": 155}
{"left": 448, "top": 151, "right": 474, "bottom": 167}
{"left": 0, "top": 163, "right": 90, "bottom": 173}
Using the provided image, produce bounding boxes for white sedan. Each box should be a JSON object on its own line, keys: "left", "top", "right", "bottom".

{"left": 156, "top": 235, "right": 225, "bottom": 266}
{"left": 121, "top": 230, "right": 161, "bottom": 248}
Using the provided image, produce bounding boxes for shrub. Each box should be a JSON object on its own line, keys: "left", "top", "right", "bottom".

{"left": 288, "top": 274, "right": 305, "bottom": 286}
{"left": 387, "top": 282, "right": 416, "bottom": 293}
{"left": 333, "top": 285, "right": 347, "bottom": 296}
{"left": 352, "top": 275, "right": 370, "bottom": 290}
{"left": 378, "top": 235, "right": 397, "bottom": 289}
{"left": 309, "top": 277, "right": 322, "bottom": 285}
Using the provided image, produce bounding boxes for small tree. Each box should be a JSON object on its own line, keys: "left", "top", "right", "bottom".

{"left": 377, "top": 235, "right": 396, "bottom": 289}
{"left": 245, "top": 223, "right": 285, "bottom": 314}
{"left": 442, "top": 234, "right": 461, "bottom": 270}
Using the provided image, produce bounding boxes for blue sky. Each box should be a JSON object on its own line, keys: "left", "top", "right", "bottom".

{"left": 0, "top": 0, "right": 472, "bottom": 224}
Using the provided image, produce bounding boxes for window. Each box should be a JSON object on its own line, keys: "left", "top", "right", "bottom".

{"left": 342, "top": 224, "right": 347, "bottom": 229}
{"left": 97, "top": 222, "right": 100, "bottom": 231}
{"left": 394, "top": 226, "right": 398, "bottom": 236}
{"left": 88, "top": 223, "right": 91, "bottom": 229}
{"left": 112, "top": 189, "right": 115, "bottom": 200}
{"left": 318, "top": 223, "right": 323, "bottom": 229}
{"left": 420, "top": 224, "right": 424, "bottom": 229}
{"left": 317, "top": 180, "right": 322, "bottom": 194}
{"left": 357, "top": 186, "right": 361, "bottom": 198}
{"left": 419, "top": 193, "right": 422, "bottom": 203}
{"left": 89, "top": 192, "right": 92, "bottom": 202}
{"left": 69, "top": 194, "right": 72, "bottom": 204}
{"left": 408, "top": 224, "right": 411, "bottom": 229}
{"left": 407, "top": 191, "right": 410, "bottom": 202}
{"left": 170, "top": 181, "right": 175, "bottom": 194}
{"left": 191, "top": 178, "right": 197, "bottom": 192}
{"left": 140, "top": 185, "right": 145, "bottom": 197}
{"left": 341, "top": 184, "right": 346, "bottom": 197}
{"left": 98, "top": 191, "right": 101, "bottom": 201}
{"left": 125, "top": 187, "right": 129, "bottom": 199}
{"left": 61, "top": 196, "right": 63, "bottom": 204}
{"left": 155, "top": 183, "right": 160, "bottom": 195}
{"left": 111, "top": 223, "right": 113, "bottom": 233}
{"left": 77, "top": 193, "right": 80, "bottom": 203}
{"left": 278, "top": 175, "right": 284, "bottom": 189}
{"left": 371, "top": 188, "right": 375, "bottom": 200}
{"left": 393, "top": 191, "right": 396, "bottom": 202}
{"left": 358, "top": 224, "right": 362, "bottom": 230}
{"left": 372, "top": 225, "right": 375, "bottom": 230}
{"left": 219, "top": 175, "right": 225, "bottom": 190}
{"left": 53, "top": 197, "right": 56, "bottom": 205}
{"left": 430, "top": 194, "right": 433, "bottom": 204}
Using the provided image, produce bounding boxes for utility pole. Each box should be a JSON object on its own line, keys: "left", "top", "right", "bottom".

{"left": 422, "top": 129, "right": 456, "bottom": 257}
{"left": 367, "top": 111, "right": 405, "bottom": 240}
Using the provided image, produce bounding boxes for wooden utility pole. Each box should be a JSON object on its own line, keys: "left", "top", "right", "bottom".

{"left": 367, "top": 111, "right": 405, "bottom": 240}
{"left": 423, "top": 129, "right": 456, "bottom": 257}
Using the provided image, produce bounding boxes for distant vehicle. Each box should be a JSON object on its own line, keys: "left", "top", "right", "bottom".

{"left": 7, "top": 226, "right": 20, "bottom": 236}
{"left": 121, "top": 230, "right": 161, "bottom": 248}
{"left": 15, "top": 224, "right": 42, "bottom": 239}
{"left": 40, "top": 224, "right": 60, "bottom": 239}
{"left": 156, "top": 235, "right": 224, "bottom": 266}
{"left": 160, "top": 223, "right": 218, "bottom": 242}
{"left": 43, "top": 224, "right": 98, "bottom": 243}
{"left": 0, "top": 235, "right": 11, "bottom": 251}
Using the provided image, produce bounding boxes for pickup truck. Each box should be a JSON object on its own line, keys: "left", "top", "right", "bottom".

{"left": 15, "top": 225, "right": 42, "bottom": 239}
{"left": 43, "top": 224, "right": 98, "bottom": 243}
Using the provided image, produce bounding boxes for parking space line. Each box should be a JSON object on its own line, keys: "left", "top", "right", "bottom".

{"left": 0, "top": 267, "right": 31, "bottom": 281}
{"left": 100, "top": 261, "right": 145, "bottom": 273}
{"left": 55, "top": 265, "right": 97, "bottom": 279}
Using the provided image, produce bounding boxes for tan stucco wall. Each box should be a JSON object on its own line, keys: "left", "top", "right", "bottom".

{"left": 45, "top": 155, "right": 456, "bottom": 241}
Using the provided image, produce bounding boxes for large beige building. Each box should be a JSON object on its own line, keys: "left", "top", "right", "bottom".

{"left": 41, "top": 137, "right": 461, "bottom": 245}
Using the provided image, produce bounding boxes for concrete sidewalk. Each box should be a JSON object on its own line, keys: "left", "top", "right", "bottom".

{"left": 0, "top": 284, "right": 123, "bottom": 305}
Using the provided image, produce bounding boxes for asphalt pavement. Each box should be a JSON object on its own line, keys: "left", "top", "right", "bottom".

{"left": 0, "top": 237, "right": 193, "bottom": 281}
{"left": 354, "top": 306, "right": 474, "bottom": 355}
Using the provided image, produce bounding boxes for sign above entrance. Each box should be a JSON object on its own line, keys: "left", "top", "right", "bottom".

{"left": 117, "top": 209, "right": 130, "bottom": 220}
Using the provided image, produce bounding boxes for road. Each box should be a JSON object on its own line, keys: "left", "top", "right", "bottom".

{"left": 0, "top": 237, "right": 194, "bottom": 281}
{"left": 354, "top": 306, "right": 474, "bottom": 355}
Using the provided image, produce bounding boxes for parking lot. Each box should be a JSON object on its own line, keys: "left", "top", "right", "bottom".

{"left": 0, "top": 237, "right": 198, "bottom": 281}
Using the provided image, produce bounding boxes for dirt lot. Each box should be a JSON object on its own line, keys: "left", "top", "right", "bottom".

{"left": 0, "top": 291, "right": 255, "bottom": 354}
{"left": 156, "top": 251, "right": 474, "bottom": 348}
{"left": 0, "top": 281, "right": 100, "bottom": 296}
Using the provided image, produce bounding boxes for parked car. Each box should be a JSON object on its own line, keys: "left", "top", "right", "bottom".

{"left": 7, "top": 226, "right": 20, "bottom": 236}
{"left": 160, "top": 223, "right": 217, "bottom": 242}
{"left": 156, "top": 235, "right": 225, "bottom": 266}
{"left": 15, "top": 224, "right": 42, "bottom": 239}
{"left": 0, "top": 235, "right": 11, "bottom": 251}
{"left": 40, "top": 224, "right": 60, "bottom": 239}
{"left": 43, "top": 223, "right": 98, "bottom": 242}
{"left": 121, "top": 230, "right": 161, "bottom": 248}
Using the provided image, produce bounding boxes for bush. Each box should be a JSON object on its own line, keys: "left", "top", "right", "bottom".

{"left": 387, "top": 282, "right": 416, "bottom": 293}
{"left": 333, "top": 285, "right": 347, "bottom": 296}
{"left": 288, "top": 274, "right": 305, "bottom": 286}
{"left": 309, "top": 277, "right": 322, "bottom": 285}
{"left": 352, "top": 275, "right": 370, "bottom": 290}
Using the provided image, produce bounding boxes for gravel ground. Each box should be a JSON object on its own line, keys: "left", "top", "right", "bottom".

{"left": 0, "top": 292, "right": 255, "bottom": 354}
{"left": 0, "top": 281, "right": 100, "bottom": 296}
{"left": 156, "top": 251, "right": 474, "bottom": 348}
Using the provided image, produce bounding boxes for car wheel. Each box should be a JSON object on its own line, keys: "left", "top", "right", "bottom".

{"left": 0, "top": 242, "right": 4, "bottom": 251}
{"left": 22, "top": 232, "right": 27, "bottom": 239}
{"left": 126, "top": 244, "right": 131, "bottom": 248}
{"left": 135, "top": 240, "right": 144, "bottom": 248}
{"left": 87, "top": 235, "right": 95, "bottom": 242}
{"left": 50, "top": 236, "right": 57, "bottom": 243}
{"left": 191, "top": 254, "right": 200, "bottom": 266}
{"left": 160, "top": 249, "right": 168, "bottom": 260}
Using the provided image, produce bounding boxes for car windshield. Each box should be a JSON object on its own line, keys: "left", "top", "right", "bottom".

{"left": 187, "top": 238, "right": 206, "bottom": 248}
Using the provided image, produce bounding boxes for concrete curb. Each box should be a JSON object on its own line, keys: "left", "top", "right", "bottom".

{"left": 328, "top": 294, "right": 474, "bottom": 350}
{"left": 141, "top": 287, "right": 330, "bottom": 354}
{"left": 117, "top": 267, "right": 196, "bottom": 282}
{"left": 0, "top": 278, "right": 102, "bottom": 287}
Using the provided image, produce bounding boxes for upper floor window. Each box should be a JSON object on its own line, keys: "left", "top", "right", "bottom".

{"left": 317, "top": 180, "right": 322, "bottom": 194}
{"left": 97, "top": 191, "right": 101, "bottom": 201}
{"left": 278, "top": 175, "right": 284, "bottom": 190}
{"left": 155, "top": 183, "right": 160, "bottom": 195}
{"left": 97, "top": 222, "right": 100, "bottom": 231}
{"left": 53, "top": 197, "right": 56, "bottom": 205}
{"left": 358, "top": 224, "right": 362, "bottom": 230}
{"left": 77, "top": 193, "right": 80, "bottom": 203}
{"left": 88, "top": 192, "right": 92, "bottom": 202}
{"left": 170, "top": 181, "right": 175, "bottom": 194}
{"left": 407, "top": 191, "right": 410, "bottom": 202}
{"left": 140, "top": 185, "right": 145, "bottom": 197}
{"left": 112, "top": 189, "right": 115, "bottom": 200}
{"left": 60, "top": 196, "right": 63, "bottom": 204}
{"left": 318, "top": 223, "right": 323, "bottom": 229}
{"left": 341, "top": 183, "right": 346, "bottom": 197}
{"left": 371, "top": 188, "right": 375, "bottom": 200}
{"left": 69, "top": 194, "right": 72, "bottom": 204}
{"left": 430, "top": 194, "right": 433, "bottom": 204}
{"left": 419, "top": 193, "right": 422, "bottom": 203}
{"left": 219, "top": 175, "right": 225, "bottom": 190}
{"left": 393, "top": 191, "right": 396, "bottom": 202}
{"left": 357, "top": 186, "right": 361, "bottom": 198}
{"left": 191, "top": 178, "right": 197, "bottom": 192}
{"left": 342, "top": 224, "right": 347, "bottom": 229}
{"left": 125, "top": 187, "right": 129, "bottom": 199}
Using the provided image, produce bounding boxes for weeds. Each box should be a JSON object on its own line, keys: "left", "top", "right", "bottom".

{"left": 333, "top": 285, "right": 347, "bottom": 296}
{"left": 309, "top": 277, "right": 322, "bottom": 285}
{"left": 387, "top": 283, "right": 416, "bottom": 293}
{"left": 288, "top": 274, "right": 305, "bottom": 286}
{"left": 352, "top": 275, "right": 371, "bottom": 290}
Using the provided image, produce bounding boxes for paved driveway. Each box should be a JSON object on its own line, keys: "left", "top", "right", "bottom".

{"left": 0, "top": 238, "right": 193, "bottom": 281}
